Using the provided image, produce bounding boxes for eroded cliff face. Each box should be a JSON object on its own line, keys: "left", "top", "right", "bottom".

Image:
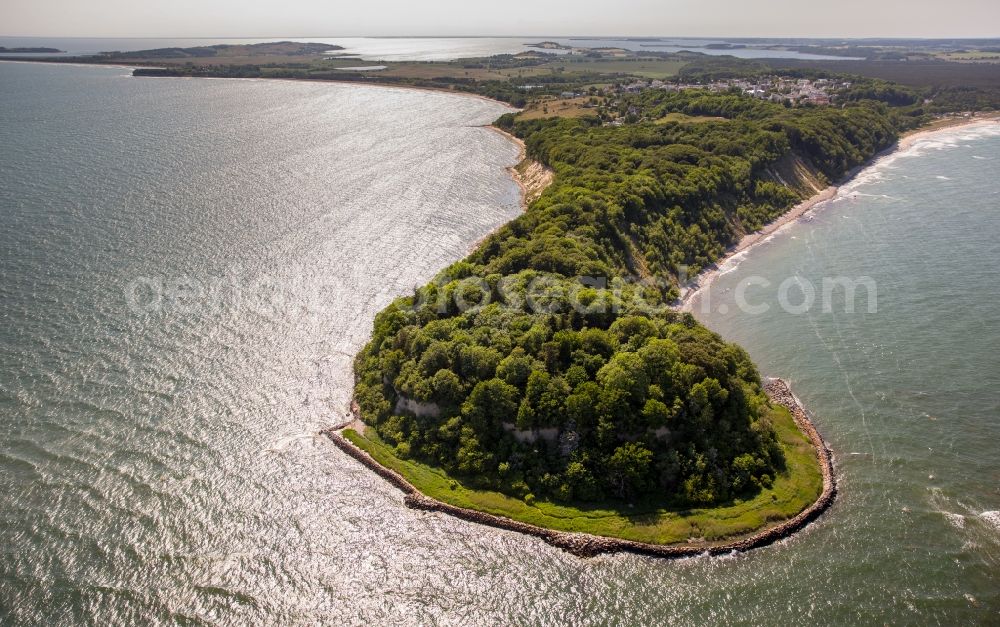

{"left": 512, "top": 159, "right": 555, "bottom": 206}
{"left": 394, "top": 395, "right": 441, "bottom": 418}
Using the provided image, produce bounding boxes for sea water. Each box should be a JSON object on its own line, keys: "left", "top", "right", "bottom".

{"left": 1, "top": 61, "right": 999, "bottom": 623}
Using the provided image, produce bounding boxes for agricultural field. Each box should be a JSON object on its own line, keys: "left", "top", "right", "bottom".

{"left": 375, "top": 61, "right": 556, "bottom": 81}
{"left": 938, "top": 50, "right": 1000, "bottom": 63}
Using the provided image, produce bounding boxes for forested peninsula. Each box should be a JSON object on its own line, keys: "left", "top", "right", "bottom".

{"left": 32, "top": 39, "right": 995, "bottom": 546}
{"left": 343, "top": 88, "right": 918, "bottom": 545}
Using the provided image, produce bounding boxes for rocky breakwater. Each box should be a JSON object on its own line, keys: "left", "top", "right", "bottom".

{"left": 325, "top": 378, "right": 837, "bottom": 558}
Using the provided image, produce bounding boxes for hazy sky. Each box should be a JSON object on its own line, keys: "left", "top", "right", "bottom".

{"left": 2, "top": 0, "right": 998, "bottom": 39}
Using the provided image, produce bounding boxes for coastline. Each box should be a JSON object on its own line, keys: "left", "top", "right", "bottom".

{"left": 485, "top": 125, "right": 555, "bottom": 209}
{"left": 0, "top": 58, "right": 152, "bottom": 72}
{"left": 2, "top": 57, "right": 550, "bottom": 215}
{"left": 324, "top": 377, "right": 835, "bottom": 558}
{"left": 679, "top": 114, "right": 1000, "bottom": 311}
{"left": 2, "top": 57, "right": 549, "bottom": 252}
{"left": 0, "top": 57, "right": 515, "bottom": 105}
{"left": 460, "top": 126, "right": 553, "bottom": 254}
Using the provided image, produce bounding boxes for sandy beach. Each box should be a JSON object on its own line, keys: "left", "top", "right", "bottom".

{"left": 679, "top": 113, "right": 1000, "bottom": 311}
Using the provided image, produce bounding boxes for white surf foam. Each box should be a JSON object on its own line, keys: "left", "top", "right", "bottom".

{"left": 263, "top": 431, "right": 316, "bottom": 453}
{"left": 716, "top": 249, "right": 750, "bottom": 276}
{"left": 980, "top": 511, "right": 1000, "bottom": 530}
{"left": 836, "top": 121, "right": 1000, "bottom": 200}
{"left": 943, "top": 512, "right": 966, "bottom": 529}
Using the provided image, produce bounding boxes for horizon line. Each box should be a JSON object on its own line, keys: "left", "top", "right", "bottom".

{"left": 3, "top": 33, "right": 1000, "bottom": 41}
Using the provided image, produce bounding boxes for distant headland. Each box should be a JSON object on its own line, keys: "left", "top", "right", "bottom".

{"left": 93, "top": 41, "right": 342, "bottom": 60}
{"left": 0, "top": 47, "right": 63, "bottom": 54}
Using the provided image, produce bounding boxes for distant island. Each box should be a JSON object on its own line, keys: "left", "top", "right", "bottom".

{"left": 0, "top": 47, "right": 63, "bottom": 53}
{"left": 525, "top": 41, "right": 573, "bottom": 50}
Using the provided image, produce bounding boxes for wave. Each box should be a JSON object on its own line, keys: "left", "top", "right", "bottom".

{"left": 835, "top": 121, "right": 1000, "bottom": 200}
{"left": 838, "top": 168, "right": 889, "bottom": 196}
{"left": 942, "top": 511, "right": 966, "bottom": 529}
{"left": 262, "top": 431, "right": 317, "bottom": 454}
{"left": 715, "top": 249, "right": 751, "bottom": 276}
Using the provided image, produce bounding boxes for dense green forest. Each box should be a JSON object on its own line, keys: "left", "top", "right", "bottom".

{"left": 353, "top": 90, "right": 907, "bottom": 507}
